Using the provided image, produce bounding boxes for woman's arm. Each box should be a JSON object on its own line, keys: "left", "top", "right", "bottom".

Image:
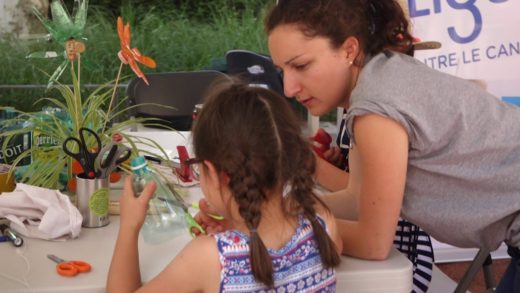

{"left": 315, "top": 155, "right": 350, "bottom": 191}
{"left": 336, "top": 114, "right": 408, "bottom": 260}
{"left": 319, "top": 188, "right": 359, "bottom": 220}
{"left": 315, "top": 204, "right": 344, "bottom": 254}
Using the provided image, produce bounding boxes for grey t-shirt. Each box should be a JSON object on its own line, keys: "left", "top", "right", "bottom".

{"left": 346, "top": 51, "right": 520, "bottom": 250}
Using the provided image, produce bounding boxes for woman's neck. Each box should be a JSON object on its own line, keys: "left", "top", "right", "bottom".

{"left": 343, "top": 52, "right": 366, "bottom": 109}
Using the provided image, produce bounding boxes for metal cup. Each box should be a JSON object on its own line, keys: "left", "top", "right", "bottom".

{"left": 0, "top": 164, "right": 15, "bottom": 194}
{"left": 76, "top": 175, "right": 110, "bottom": 228}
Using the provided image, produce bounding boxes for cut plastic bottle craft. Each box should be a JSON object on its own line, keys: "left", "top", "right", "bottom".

{"left": 27, "top": 0, "right": 89, "bottom": 88}
{"left": 116, "top": 16, "right": 157, "bottom": 85}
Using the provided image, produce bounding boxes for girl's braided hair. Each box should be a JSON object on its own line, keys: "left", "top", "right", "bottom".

{"left": 192, "top": 81, "right": 340, "bottom": 287}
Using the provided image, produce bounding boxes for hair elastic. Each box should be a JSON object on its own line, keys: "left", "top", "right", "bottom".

{"left": 368, "top": 1, "right": 378, "bottom": 35}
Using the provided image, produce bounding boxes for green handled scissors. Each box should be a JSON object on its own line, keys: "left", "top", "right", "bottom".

{"left": 190, "top": 201, "right": 224, "bottom": 221}
{"left": 159, "top": 190, "right": 206, "bottom": 238}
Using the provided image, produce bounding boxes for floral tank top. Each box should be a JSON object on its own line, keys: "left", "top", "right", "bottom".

{"left": 213, "top": 215, "right": 336, "bottom": 292}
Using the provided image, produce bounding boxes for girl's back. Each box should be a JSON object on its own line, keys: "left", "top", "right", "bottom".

{"left": 215, "top": 214, "right": 336, "bottom": 292}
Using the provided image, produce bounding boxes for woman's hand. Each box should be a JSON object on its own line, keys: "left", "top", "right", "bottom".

{"left": 119, "top": 175, "right": 156, "bottom": 232}
{"left": 322, "top": 145, "right": 343, "bottom": 168}
{"left": 192, "top": 198, "right": 232, "bottom": 236}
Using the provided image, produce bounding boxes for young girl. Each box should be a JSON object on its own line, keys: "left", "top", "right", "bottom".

{"left": 259, "top": 0, "right": 520, "bottom": 292}
{"left": 106, "top": 82, "right": 342, "bottom": 292}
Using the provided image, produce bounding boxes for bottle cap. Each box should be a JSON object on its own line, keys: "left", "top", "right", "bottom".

{"left": 130, "top": 156, "right": 147, "bottom": 171}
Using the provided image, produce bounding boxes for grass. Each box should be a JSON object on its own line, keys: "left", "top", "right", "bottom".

{"left": 0, "top": 0, "right": 270, "bottom": 112}
{"left": 0, "top": 0, "right": 335, "bottom": 122}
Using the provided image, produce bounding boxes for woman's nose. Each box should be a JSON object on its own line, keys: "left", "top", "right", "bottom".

{"left": 283, "top": 72, "right": 301, "bottom": 98}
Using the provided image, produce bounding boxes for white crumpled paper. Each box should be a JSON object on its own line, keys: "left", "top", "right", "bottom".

{"left": 0, "top": 183, "right": 82, "bottom": 240}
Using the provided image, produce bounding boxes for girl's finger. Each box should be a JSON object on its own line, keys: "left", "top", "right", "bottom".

{"left": 122, "top": 175, "right": 134, "bottom": 198}
{"left": 139, "top": 181, "right": 157, "bottom": 203}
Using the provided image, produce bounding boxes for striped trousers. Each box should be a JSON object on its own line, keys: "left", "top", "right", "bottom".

{"left": 394, "top": 218, "right": 435, "bottom": 293}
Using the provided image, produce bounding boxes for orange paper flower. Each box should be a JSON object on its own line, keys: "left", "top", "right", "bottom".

{"left": 117, "top": 16, "right": 156, "bottom": 85}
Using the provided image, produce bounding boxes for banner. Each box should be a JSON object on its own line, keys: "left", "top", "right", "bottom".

{"left": 408, "top": 0, "right": 520, "bottom": 104}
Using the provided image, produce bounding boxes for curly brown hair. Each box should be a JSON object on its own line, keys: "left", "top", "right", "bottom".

{"left": 191, "top": 81, "right": 340, "bottom": 287}
{"left": 265, "top": 0, "right": 413, "bottom": 58}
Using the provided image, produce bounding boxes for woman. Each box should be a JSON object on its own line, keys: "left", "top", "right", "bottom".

{"left": 263, "top": 0, "right": 520, "bottom": 292}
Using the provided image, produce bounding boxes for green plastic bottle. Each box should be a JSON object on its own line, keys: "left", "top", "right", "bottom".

{"left": 130, "top": 156, "right": 186, "bottom": 244}
{"left": 0, "top": 107, "right": 32, "bottom": 167}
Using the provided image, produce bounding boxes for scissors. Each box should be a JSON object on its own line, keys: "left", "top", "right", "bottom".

{"left": 158, "top": 189, "right": 206, "bottom": 238}
{"left": 95, "top": 142, "right": 131, "bottom": 179}
{"left": 175, "top": 145, "right": 196, "bottom": 182}
{"left": 190, "top": 201, "right": 224, "bottom": 221}
{"left": 63, "top": 127, "right": 101, "bottom": 178}
{"left": 47, "top": 254, "right": 92, "bottom": 277}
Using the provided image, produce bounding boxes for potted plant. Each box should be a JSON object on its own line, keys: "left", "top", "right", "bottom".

{"left": 0, "top": 0, "right": 174, "bottom": 191}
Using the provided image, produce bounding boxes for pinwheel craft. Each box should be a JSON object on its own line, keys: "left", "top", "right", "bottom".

{"left": 103, "top": 17, "right": 157, "bottom": 132}
{"left": 28, "top": 0, "right": 88, "bottom": 88}
{"left": 117, "top": 16, "right": 157, "bottom": 85}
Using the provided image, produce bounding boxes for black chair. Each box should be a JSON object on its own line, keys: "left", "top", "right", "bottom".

{"left": 126, "top": 70, "right": 229, "bottom": 131}
{"left": 225, "top": 49, "right": 285, "bottom": 97}
{"left": 454, "top": 248, "right": 496, "bottom": 293}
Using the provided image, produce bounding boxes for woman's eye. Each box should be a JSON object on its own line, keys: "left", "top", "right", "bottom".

{"left": 294, "top": 63, "right": 307, "bottom": 70}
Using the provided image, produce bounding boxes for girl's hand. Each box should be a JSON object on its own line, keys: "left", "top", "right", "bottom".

{"left": 119, "top": 175, "right": 156, "bottom": 231}
{"left": 192, "top": 198, "right": 231, "bottom": 236}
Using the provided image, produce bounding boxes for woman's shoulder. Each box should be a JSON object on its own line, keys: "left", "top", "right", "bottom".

{"left": 361, "top": 50, "right": 464, "bottom": 89}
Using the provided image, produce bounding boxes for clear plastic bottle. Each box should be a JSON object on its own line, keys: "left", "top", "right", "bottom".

{"left": 130, "top": 156, "right": 186, "bottom": 244}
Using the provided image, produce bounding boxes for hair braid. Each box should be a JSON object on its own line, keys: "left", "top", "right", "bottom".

{"left": 290, "top": 140, "right": 341, "bottom": 268}
{"left": 192, "top": 81, "right": 340, "bottom": 288}
{"left": 227, "top": 154, "right": 275, "bottom": 287}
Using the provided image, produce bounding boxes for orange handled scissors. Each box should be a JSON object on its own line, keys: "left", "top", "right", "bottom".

{"left": 47, "top": 254, "right": 92, "bottom": 277}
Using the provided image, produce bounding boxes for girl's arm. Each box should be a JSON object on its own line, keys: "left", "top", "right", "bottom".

{"left": 136, "top": 235, "right": 220, "bottom": 292}
{"left": 106, "top": 176, "right": 156, "bottom": 292}
{"left": 107, "top": 176, "right": 221, "bottom": 292}
{"left": 336, "top": 114, "right": 408, "bottom": 260}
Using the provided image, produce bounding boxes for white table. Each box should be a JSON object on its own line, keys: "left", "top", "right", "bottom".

{"left": 0, "top": 185, "right": 412, "bottom": 293}
{"left": 0, "top": 129, "right": 412, "bottom": 292}
{"left": 0, "top": 216, "right": 411, "bottom": 293}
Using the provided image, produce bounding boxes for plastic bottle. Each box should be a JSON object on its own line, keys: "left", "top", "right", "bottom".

{"left": 0, "top": 107, "right": 32, "bottom": 167}
{"left": 130, "top": 156, "right": 186, "bottom": 244}
{"left": 33, "top": 107, "right": 62, "bottom": 163}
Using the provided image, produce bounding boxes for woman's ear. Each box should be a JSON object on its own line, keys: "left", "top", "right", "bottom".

{"left": 341, "top": 36, "right": 360, "bottom": 63}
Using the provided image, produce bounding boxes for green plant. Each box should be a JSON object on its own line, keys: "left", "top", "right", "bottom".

{"left": 0, "top": 1, "right": 173, "bottom": 190}
{"left": 0, "top": 78, "right": 164, "bottom": 189}
{"left": 0, "top": 1, "right": 271, "bottom": 112}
